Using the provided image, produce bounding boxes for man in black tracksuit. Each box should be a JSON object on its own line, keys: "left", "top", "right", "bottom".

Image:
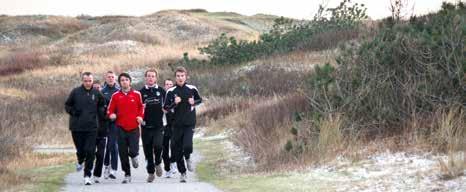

{"left": 164, "top": 67, "right": 202, "bottom": 183}
{"left": 101, "top": 71, "right": 120, "bottom": 179}
{"left": 139, "top": 69, "right": 166, "bottom": 182}
{"left": 65, "top": 72, "right": 105, "bottom": 185}
{"left": 162, "top": 79, "right": 176, "bottom": 177}
{"left": 91, "top": 81, "right": 108, "bottom": 183}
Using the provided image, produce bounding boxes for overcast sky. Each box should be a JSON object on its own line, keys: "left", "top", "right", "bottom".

{"left": 0, "top": 0, "right": 460, "bottom": 20}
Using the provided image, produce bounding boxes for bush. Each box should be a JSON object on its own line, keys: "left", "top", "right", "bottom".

{"left": 0, "top": 50, "right": 49, "bottom": 76}
{"left": 195, "top": 0, "right": 367, "bottom": 66}
{"left": 307, "top": 2, "right": 465, "bottom": 135}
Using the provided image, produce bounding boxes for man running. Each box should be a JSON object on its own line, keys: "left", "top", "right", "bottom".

{"left": 164, "top": 67, "right": 202, "bottom": 183}
{"left": 162, "top": 78, "right": 177, "bottom": 178}
{"left": 101, "top": 71, "right": 120, "bottom": 179}
{"left": 139, "top": 69, "right": 166, "bottom": 182}
{"left": 107, "top": 72, "right": 144, "bottom": 184}
{"left": 92, "top": 80, "right": 107, "bottom": 183}
{"left": 65, "top": 72, "right": 105, "bottom": 185}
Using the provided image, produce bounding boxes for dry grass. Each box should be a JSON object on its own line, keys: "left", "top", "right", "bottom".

{"left": 232, "top": 94, "right": 309, "bottom": 169}
{"left": 317, "top": 114, "right": 344, "bottom": 155}
{"left": 0, "top": 151, "right": 74, "bottom": 190}
{"left": 434, "top": 107, "right": 466, "bottom": 179}
{"left": 439, "top": 151, "right": 466, "bottom": 180}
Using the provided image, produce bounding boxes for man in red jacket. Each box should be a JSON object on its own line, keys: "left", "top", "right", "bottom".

{"left": 107, "top": 72, "right": 144, "bottom": 184}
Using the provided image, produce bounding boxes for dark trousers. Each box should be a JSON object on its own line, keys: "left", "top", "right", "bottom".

{"left": 71, "top": 131, "right": 97, "bottom": 177}
{"left": 117, "top": 127, "right": 140, "bottom": 177}
{"left": 171, "top": 124, "right": 194, "bottom": 174}
{"left": 162, "top": 125, "right": 174, "bottom": 172}
{"left": 104, "top": 122, "right": 118, "bottom": 170}
{"left": 93, "top": 137, "right": 107, "bottom": 177}
{"left": 142, "top": 127, "right": 163, "bottom": 174}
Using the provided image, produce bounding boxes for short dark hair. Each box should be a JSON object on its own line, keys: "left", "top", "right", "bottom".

{"left": 93, "top": 79, "right": 101, "bottom": 84}
{"left": 81, "top": 72, "right": 92, "bottom": 79}
{"left": 175, "top": 66, "right": 188, "bottom": 76}
{"left": 118, "top": 73, "right": 132, "bottom": 84}
{"left": 164, "top": 78, "right": 173, "bottom": 83}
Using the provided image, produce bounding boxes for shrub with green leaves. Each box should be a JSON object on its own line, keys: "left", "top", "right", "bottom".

{"left": 196, "top": 0, "right": 367, "bottom": 65}
{"left": 308, "top": 2, "right": 465, "bottom": 134}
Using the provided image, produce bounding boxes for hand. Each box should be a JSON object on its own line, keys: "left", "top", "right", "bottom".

{"left": 136, "top": 116, "right": 143, "bottom": 124}
{"left": 162, "top": 108, "right": 168, "bottom": 113}
{"left": 188, "top": 97, "right": 195, "bottom": 105}
{"left": 109, "top": 114, "right": 117, "bottom": 121}
{"left": 174, "top": 96, "right": 181, "bottom": 104}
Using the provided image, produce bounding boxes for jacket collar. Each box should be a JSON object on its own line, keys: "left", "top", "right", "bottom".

{"left": 176, "top": 82, "right": 186, "bottom": 88}
{"left": 81, "top": 85, "right": 94, "bottom": 92}
{"left": 120, "top": 88, "right": 134, "bottom": 95}
{"left": 103, "top": 83, "right": 120, "bottom": 90}
{"left": 145, "top": 84, "right": 159, "bottom": 89}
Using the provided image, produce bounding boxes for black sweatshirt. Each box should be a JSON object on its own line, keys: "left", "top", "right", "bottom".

{"left": 140, "top": 85, "right": 166, "bottom": 129}
{"left": 163, "top": 83, "right": 202, "bottom": 126}
{"left": 65, "top": 85, "right": 106, "bottom": 132}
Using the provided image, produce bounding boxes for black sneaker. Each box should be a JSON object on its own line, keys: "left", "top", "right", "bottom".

{"left": 109, "top": 173, "right": 117, "bottom": 179}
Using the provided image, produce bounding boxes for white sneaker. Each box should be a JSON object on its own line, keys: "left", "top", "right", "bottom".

{"left": 122, "top": 176, "right": 131, "bottom": 184}
{"left": 186, "top": 159, "right": 193, "bottom": 172}
{"left": 104, "top": 166, "right": 110, "bottom": 179}
{"left": 164, "top": 171, "right": 172, "bottom": 178}
{"left": 84, "top": 176, "right": 92, "bottom": 185}
{"left": 94, "top": 176, "right": 100, "bottom": 183}
{"left": 180, "top": 173, "right": 187, "bottom": 183}
{"left": 76, "top": 162, "right": 83, "bottom": 172}
{"left": 131, "top": 156, "right": 139, "bottom": 168}
{"left": 170, "top": 163, "right": 178, "bottom": 174}
{"left": 155, "top": 164, "right": 163, "bottom": 177}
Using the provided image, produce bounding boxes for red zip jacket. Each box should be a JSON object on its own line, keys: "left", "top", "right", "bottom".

{"left": 107, "top": 89, "right": 144, "bottom": 132}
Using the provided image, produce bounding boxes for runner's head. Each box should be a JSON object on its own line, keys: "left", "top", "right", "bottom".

{"left": 174, "top": 67, "right": 188, "bottom": 86}
{"left": 118, "top": 73, "right": 132, "bottom": 90}
{"left": 144, "top": 69, "right": 158, "bottom": 86}
{"left": 93, "top": 80, "right": 102, "bottom": 91}
{"left": 105, "top": 71, "right": 116, "bottom": 87}
{"left": 81, "top": 72, "right": 93, "bottom": 90}
{"left": 164, "top": 78, "right": 174, "bottom": 90}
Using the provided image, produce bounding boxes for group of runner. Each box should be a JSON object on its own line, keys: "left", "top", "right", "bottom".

{"left": 64, "top": 66, "right": 202, "bottom": 185}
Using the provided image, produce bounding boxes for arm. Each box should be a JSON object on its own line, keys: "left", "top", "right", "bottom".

{"left": 163, "top": 90, "right": 176, "bottom": 111}
{"left": 192, "top": 88, "right": 202, "bottom": 106}
{"left": 64, "top": 89, "right": 77, "bottom": 116}
{"left": 136, "top": 91, "right": 144, "bottom": 119}
{"left": 107, "top": 93, "right": 117, "bottom": 119}
{"left": 97, "top": 92, "right": 106, "bottom": 120}
{"left": 160, "top": 89, "right": 166, "bottom": 107}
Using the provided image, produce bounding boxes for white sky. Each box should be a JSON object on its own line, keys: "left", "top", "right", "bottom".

{"left": 0, "top": 0, "right": 461, "bottom": 20}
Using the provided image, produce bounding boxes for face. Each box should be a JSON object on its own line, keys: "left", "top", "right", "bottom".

{"left": 119, "top": 76, "right": 131, "bottom": 89}
{"left": 82, "top": 75, "right": 93, "bottom": 90}
{"left": 145, "top": 71, "right": 157, "bottom": 86}
{"left": 164, "top": 80, "right": 174, "bottom": 90}
{"left": 175, "top": 71, "right": 187, "bottom": 86}
{"left": 93, "top": 83, "right": 102, "bottom": 91}
{"left": 105, "top": 73, "right": 116, "bottom": 86}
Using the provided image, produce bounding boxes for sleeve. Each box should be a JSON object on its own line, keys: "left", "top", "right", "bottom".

{"left": 64, "top": 89, "right": 76, "bottom": 116}
{"left": 192, "top": 87, "right": 202, "bottom": 106}
{"left": 97, "top": 92, "right": 106, "bottom": 120}
{"left": 136, "top": 91, "right": 144, "bottom": 118}
{"left": 161, "top": 89, "right": 167, "bottom": 107}
{"left": 107, "top": 93, "right": 117, "bottom": 118}
{"left": 164, "top": 89, "right": 176, "bottom": 110}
